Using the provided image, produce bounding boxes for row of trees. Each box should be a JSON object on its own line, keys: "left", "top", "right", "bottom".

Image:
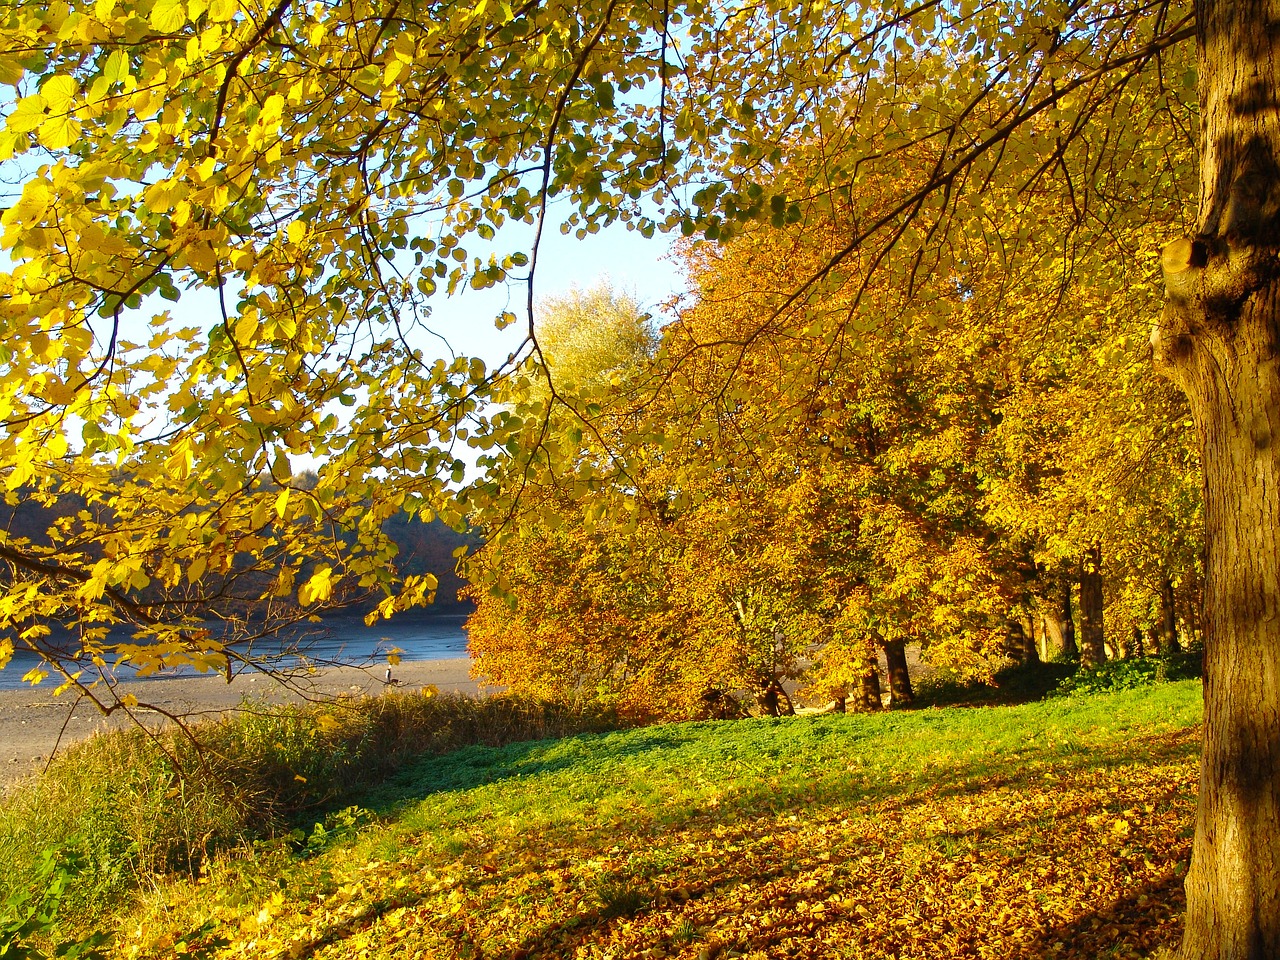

{"left": 463, "top": 93, "right": 1203, "bottom": 718}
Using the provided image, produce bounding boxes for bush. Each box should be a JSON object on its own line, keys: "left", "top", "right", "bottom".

{"left": 1052, "top": 652, "right": 1202, "bottom": 697}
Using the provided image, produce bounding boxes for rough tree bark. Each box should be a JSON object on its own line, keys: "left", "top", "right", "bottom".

{"left": 1079, "top": 545, "right": 1107, "bottom": 668}
{"left": 1153, "top": 1, "right": 1280, "bottom": 953}
{"left": 882, "top": 637, "right": 914, "bottom": 706}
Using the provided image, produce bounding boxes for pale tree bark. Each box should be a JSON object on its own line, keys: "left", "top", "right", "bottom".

{"left": 1153, "top": 1, "right": 1280, "bottom": 953}
{"left": 1079, "top": 545, "right": 1107, "bottom": 668}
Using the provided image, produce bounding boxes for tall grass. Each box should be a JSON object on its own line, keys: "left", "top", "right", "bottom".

{"left": 0, "top": 690, "right": 621, "bottom": 921}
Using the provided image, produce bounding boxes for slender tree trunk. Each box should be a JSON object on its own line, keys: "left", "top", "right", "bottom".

{"left": 1060, "top": 577, "right": 1079, "bottom": 659}
{"left": 1079, "top": 545, "right": 1106, "bottom": 668}
{"left": 882, "top": 637, "right": 914, "bottom": 706}
{"left": 1160, "top": 575, "right": 1181, "bottom": 655}
{"left": 1131, "top": 625, "right": 1145, "bottom": 659}
{"left": 1154, "top": 2, "right": 1280, "bottom": 951}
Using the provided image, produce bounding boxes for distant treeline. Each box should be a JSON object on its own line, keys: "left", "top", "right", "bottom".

{"left": 0, "top": 481, "right": 478, "bottom": 616}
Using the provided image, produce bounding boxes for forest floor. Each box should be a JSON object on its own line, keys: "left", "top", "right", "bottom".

{"left": 90, "top": 680, "right": 1199, "bottom": 960}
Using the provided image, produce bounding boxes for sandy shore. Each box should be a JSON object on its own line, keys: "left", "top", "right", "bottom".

{"left": 0, "top": 658, "right": 479, "bottom": 792}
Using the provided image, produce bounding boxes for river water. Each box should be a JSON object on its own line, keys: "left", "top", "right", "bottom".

{"left": 0, "top": 610, "right": 471, "bottom": 691}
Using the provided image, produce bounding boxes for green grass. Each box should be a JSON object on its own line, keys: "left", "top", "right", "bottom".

{"left": 0, "top": 690, "right": 620, "bottom": 925}
{"left": 83, "top": 681, "right": 1202, "bottom": 960}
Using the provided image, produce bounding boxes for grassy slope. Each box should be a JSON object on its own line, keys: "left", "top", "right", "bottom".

{"left": 119, "top": 683, "right": 1201, "bottom": 960}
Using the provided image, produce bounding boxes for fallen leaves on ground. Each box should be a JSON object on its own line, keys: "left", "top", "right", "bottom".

{"left": 123, "top": 722, "right": 1196, "bottom": 960}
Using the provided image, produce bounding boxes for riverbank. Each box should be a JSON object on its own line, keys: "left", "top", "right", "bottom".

{"left": 0, "top": 658, "right": 478, "bottom": 790}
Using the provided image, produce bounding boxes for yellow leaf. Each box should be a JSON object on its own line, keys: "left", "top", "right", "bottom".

{"left": 5, "top": 95, "right": 45, "bottom": 133}
{"left": 150, "top": 0, "right": 186, "bottom": 32}
{"left": 103, "top": 50, "right": 129, "bottom": 86}
{"left": 233, "top": 312, "right": 257, "bottom": 343}
{"left": 1, "top": 177, "right": 50, "bottom": 228}
{"left": 187, "top": 554, "right": 208, "bottom": 583}
{"left": 37, "top": 114, "right": 81, "bottom": 150}
{"left": 40, "top": 74, "right": 79, "bottom": 113}
{"left": 0, "top": 58, "right": 25, "bottom": 86}
{"left": 299, "top": 565, "right": 334, "bottom": 605}
{"left": 53, "top": 671, "right": 83, "bottom": 696}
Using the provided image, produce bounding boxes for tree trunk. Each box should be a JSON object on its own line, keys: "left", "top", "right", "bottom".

{"left": 1005, "top": 618, "right": 1040, "bottom": 665}
{"left": 760, "top": 684, "right": 780, "bottom": 717}
{"left": 882, "top": 637, "right": 914, "bottom": 706}
{"left": 858, "top": 655, "right": 883, "bottom": 711}
{"left": 759, "top": 679, "right": 794, "bottom": 717}
{"left": 1131, "top": 625, "right": 1145, "bottom": 659}
{"left": 1006, "top": 619, "right": 1027, "bottom": 662}
{"left": 1154, "top": 2, "right": 1280, "bottom": 951}
{"left": 1079, "top": 545, "right": 1106, "bottom": 668}
{"left": 1059, "top": 577, "right": 1079, "bottom": 659}
{"left": 1023, "top": 617, "right": 1040, "bottom": 664}
{"left": 1160, "top": 575, "right": 1181, "bottom": 655}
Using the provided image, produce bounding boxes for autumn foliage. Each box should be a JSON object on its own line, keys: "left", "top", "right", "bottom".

{"left": 463, "top": 114, "right": 1201, "bottom": 719}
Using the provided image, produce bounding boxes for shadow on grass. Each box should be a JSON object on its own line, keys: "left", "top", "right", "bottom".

{"left": 362, "top": 726, "right": 708, "bottom": 810}
{"left": 910, "top": 655, "right": 1204, "bottom": 710}
{"left": 314, "top": 721, "right": 1192, "bottom": 960}
{"left": 228, "top": 705, "right": 1198, "bottom": 960}
{"left": 910, "top": 661, "right": 1079, "bottom": 708}
{"left": 362, "top": 707, "right": 1198, "bottom": 828}
{"left": 491, "top": 765, "right": 1192, "bottom": 960}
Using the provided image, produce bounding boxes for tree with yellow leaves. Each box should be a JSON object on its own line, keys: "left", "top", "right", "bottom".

{"left": 0, "top": 0, "right": 1275, "bottom": 949}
